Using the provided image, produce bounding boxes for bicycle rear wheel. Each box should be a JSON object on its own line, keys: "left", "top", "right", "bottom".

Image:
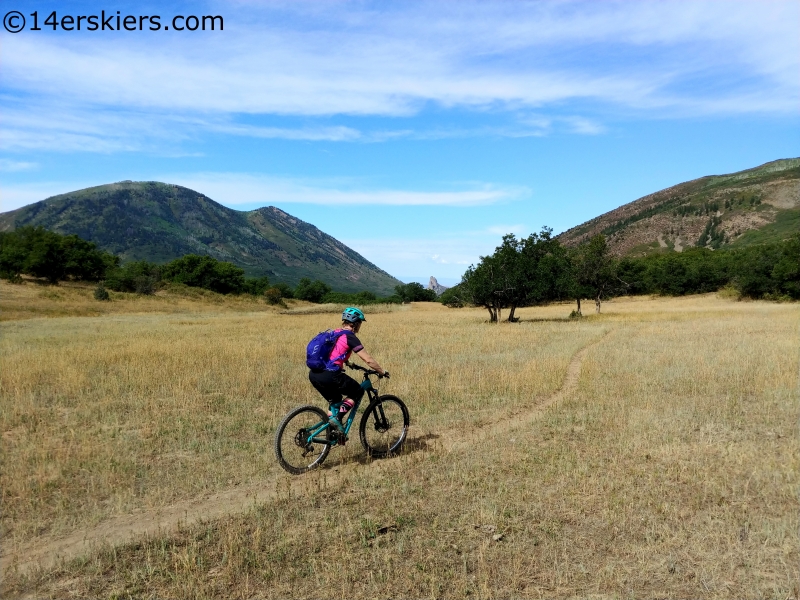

{"left": 359, "top": 395, "right": 409, "bottom": 458}
{"left": 275, "top": 405, "right": 332, "bottom": 475}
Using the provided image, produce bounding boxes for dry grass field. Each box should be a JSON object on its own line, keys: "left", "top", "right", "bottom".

{"left": 1, "top": 280, "right": 797, "bottom": 599}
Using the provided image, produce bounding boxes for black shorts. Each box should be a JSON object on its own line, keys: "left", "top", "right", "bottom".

{"left": 308, "top": 369, "right": 365, "bottom": 405}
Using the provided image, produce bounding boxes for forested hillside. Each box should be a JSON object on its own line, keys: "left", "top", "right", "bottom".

{"left": 0, "top": 182, "right": 401, "bottom": 295}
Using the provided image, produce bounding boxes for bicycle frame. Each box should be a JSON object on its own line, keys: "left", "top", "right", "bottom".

{"left": 304, "top": 370, "right": 381, "bottom": 447}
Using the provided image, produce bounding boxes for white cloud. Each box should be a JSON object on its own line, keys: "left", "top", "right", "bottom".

{"left": 211, "top": 124, "right": 363, "bottom": 142}
{"left": 165, "top": 173, "right": 529, "bottom": 207}
{"left": 1, "top": 1, "right": 796, "bottom": 125}
{"left": 0, "top": 159, "right": 37, "bottom": 172}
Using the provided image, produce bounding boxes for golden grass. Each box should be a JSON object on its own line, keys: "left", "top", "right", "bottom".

{"left": 0, "top": 279, "right": 285, "bottom": 321}
{"left": 280, "top": 302, "right": 410, "bottom": 316}
{"left": 1, "top": 287, "right": 798, "bottom": 598}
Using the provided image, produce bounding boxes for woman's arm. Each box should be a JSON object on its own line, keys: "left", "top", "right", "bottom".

{"left": 354, "top": 348, "right": 385, "bottom": 375}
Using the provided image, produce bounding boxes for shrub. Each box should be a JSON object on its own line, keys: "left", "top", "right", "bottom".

{"left": 94, "top": 285, "right": 110, "bottom": 301}
{"left": 264, "top": 287, "right": 286, "bottom": 307}
{"left": 438, "top": 285, "right": 465, "bottom": 308}
{"left": 134, "top": 275, "right": 155, "bottom": 295}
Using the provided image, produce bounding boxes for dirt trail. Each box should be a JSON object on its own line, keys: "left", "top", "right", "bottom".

{"left": 1, "top": 332, "right": 608, "bottom": 576}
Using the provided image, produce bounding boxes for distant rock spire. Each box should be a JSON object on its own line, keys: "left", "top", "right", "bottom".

{"left": 428, "top": 276, "right": 449, "bottom": 296}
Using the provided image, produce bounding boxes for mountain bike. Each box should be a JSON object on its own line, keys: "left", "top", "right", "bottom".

{"left": 274, "top": 363, "right": 410, "bottom": 475}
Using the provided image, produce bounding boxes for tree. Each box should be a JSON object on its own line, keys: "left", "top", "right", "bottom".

{"left": 272, "top": 282, "right": 294, "bottom": 299}
{"left": 394, "top": 282, "right": 437, "bottom": 303}
{"left": 461, "top": 254, "right": 505, "bottom": 322}
{"left": 771, "top": 234, "right": 800, "bottom": 299}
{"left": 104, "top": 260, "right": 161, "bottom": 294}
{"left": 514, "top": 228, "right": 572, "bottom": 320}
{"left": 62, "top": 234, "right": 118, "bottom": 280}
{"left": 294, "top": 278, "right": 332, "bottom": 303}
{"left": 0, "top": 231, "right": 29, "bottom": 281}
{"left": 570, "top": 235, "right": 621, "bottom": 314}
{"left": 242, "top": 276, "right": 271, "bottom": 296}
{"left": 0, "top": 227, "right": 118, "bottom": 284}
{"left": 461, "top": 229, "right": 572, "bottom": 322}
{"left": 161, "top": 254, "right": 246, "bottom": 294}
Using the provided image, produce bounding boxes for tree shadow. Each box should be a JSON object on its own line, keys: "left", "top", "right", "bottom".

{"left": 518, "top": 317, "right": 574, "bottom": 323}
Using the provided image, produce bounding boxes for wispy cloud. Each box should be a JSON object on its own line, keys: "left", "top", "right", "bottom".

{"left": 0, "top": 159, "right": 37, "bottom": 172}
{"left": 166, "top": 173, "right": 529, "bottom": 207}
{"left": 0, "top": 1, "right": 796, "bottom": 154}
{"left": 211, "top": 124, "right": 363, "bottom": 142}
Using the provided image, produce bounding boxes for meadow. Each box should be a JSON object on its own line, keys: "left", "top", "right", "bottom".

{"left": 1, "top": 280, "right": 797, "bottom": 599}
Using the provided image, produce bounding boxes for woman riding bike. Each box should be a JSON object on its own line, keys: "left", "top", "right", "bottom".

{"left": 307, "top": 307, "right": 389, "bottom": 437}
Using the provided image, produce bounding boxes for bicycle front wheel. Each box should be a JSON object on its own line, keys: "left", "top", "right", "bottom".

{"left": 275, "top": 405, "right": 332, "bottom": 475}
{"left": 359, "top": 395, "right": 409, "bottom": 458}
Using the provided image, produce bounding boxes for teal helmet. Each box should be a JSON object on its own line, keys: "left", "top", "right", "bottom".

{"left": 342, "top": 306, "right": 366, "bottom": 323}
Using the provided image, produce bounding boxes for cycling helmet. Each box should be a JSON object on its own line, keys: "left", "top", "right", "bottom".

{"left": 342, "top": 306, "right": 366, "bottom": 323}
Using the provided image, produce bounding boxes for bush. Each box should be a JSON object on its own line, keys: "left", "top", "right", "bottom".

{"left": 93, "top": 285, "right": 110, "bottom": 301}
{"left": 134, "top": 275, "right": 155, "bottom": 295}
{"left": 264, "top": 287, "right": 286, "bottom": 306}
{"left": 438, "top": 284, "right": 465, "bottom": 308}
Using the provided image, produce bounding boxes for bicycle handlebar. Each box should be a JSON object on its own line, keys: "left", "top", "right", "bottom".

{"left": 345, "top": 362, "right": 389, "bottom": 378}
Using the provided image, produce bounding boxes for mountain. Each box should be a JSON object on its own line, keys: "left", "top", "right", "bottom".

{"left": 427, "top": 276, "right": 449, "bottom": 296}
{"left": 0, "top": 181, "right": 402, "bottom": 295}
{"left": 558, "top": 158, "right": 800, "bottom": 256}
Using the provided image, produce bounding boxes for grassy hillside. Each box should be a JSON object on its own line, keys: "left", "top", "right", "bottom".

{"left": 0, "top": 181, "right": 402, "bottom": 295}
{"left": 559, "top": 158, "right": 800, "bottom": 256}
{"left": 1, "top": 288, "right": 797, "bottom": 598}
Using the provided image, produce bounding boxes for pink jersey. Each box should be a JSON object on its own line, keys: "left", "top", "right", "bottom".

{"left": 328, "top": 329, "right": 364, "bottom": 370}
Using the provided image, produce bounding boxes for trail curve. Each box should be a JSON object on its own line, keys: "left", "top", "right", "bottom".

{"left": 1, "top": 330, "right": 608, "bottom": 576}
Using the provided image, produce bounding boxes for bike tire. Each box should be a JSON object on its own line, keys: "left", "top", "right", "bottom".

{"left": 359, "top": 395, "right": 409, "bottom": 458}
{"left": 275, "top": 405, "right": 332, "bottom": 475}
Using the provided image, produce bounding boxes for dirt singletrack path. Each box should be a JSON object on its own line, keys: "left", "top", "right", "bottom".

{"left": 1, "top": 331, "right": 608, "bottom": 576}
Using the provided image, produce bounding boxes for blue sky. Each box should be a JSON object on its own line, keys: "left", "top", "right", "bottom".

{"left": 1, "top": 1, "right": 798, "bottom": 286}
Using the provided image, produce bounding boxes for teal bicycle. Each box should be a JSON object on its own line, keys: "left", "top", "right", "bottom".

{"left": 274, "top": 363, "right": 410, "bottom": 475}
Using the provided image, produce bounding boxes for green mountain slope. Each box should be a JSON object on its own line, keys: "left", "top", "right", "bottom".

{"left": 558, "top": 158, "right": 800, "bottom": 256}
{"left": 0, "top": 181, "right": 402, "bottom": 295}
